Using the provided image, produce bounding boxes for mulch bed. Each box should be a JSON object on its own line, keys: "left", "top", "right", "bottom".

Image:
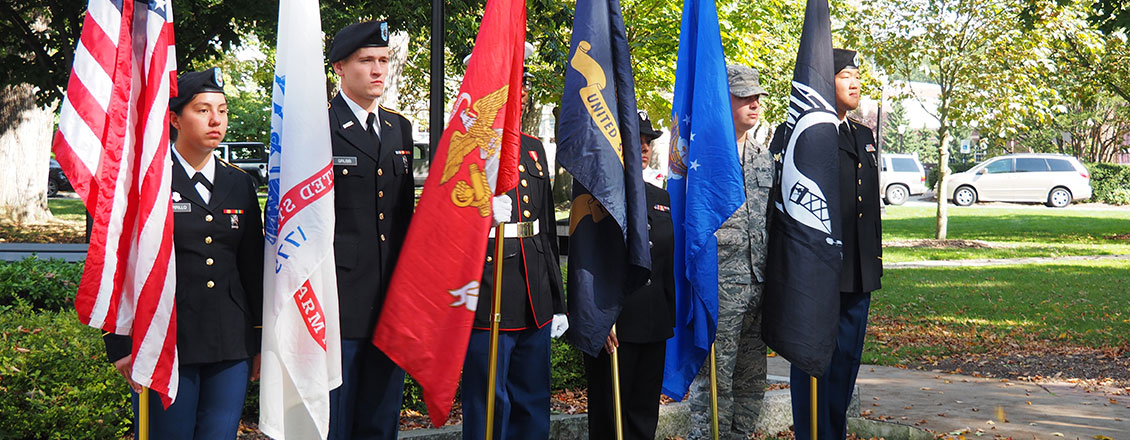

{"left": 922, "top": 346, "right": 1130, "bottom": 391}
{"left": 0, "top": 220, "right": 86, "bottom": 243}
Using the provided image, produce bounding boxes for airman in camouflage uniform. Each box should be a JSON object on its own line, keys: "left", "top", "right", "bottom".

{"left": 687, "top": 65, "right": 771, "bottom": 440}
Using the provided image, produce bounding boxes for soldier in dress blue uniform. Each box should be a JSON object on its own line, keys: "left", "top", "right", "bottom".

{"left": 583, "top": 111, "right": 675, "bottom": 440}
{"left": 786, "top": 48, "right": 883, "bottom": 440}
{"left": 324, "top": 20, "right": 416, "bottom": 440}
{"left": 461, "top": 52, "right": 568, "bottom": 440}
{"left": 104, "top": 67, "right": 264, "bottom": 439}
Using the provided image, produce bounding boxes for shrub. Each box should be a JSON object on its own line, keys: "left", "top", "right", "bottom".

{"left": 551, "top": 338, "right": 586, "bottom": 391}
{"left": 0, "top": 303, "right": 131, "bottom": 439}
{"left": 1084, "top": 162, "right": 1130, "bottom": 205}
{"left": 0, "top": 257, "right": 82, "bottom": 312}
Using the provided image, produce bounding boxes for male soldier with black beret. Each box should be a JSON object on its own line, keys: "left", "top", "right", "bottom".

{"left": 325, "top": 20, "right": 415, "bottom": 440}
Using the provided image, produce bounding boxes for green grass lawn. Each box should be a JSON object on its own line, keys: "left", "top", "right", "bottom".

{"left": 47, "top": 198, "right": 86, "bottom": 222}
{"left": 881, "top": 205, "right": 1130, "bottom": 262}
{"left": 862, "top": 258, "right": 1130, "bottom": 365}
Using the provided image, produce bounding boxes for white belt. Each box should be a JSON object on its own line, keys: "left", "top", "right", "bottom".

{"left": 488, "top": 220, "right": 540, "bottom": 238}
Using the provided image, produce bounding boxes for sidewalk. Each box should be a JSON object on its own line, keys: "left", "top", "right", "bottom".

{"left": 767, "top": 356, "right": 1130, "bottom": 439}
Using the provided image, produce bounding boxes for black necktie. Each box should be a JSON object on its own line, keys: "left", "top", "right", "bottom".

{"left": 366, "top": 112, "right": 382, "bottom": 156}
{"left": 191, "top": 172, "right": 213, "bottom": 191}
{"left": 839, "top": 122, "right": 851, "bottom": 138}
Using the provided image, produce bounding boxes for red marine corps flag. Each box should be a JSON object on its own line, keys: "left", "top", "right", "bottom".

{"left": 372, "top": 0, "right": 525, "bottom": 427}
{"left": 53, "top": 0, "right": 180, "bottom": 406}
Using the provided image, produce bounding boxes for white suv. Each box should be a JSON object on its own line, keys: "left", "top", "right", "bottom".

{"left": 944, "top": 153, "right": 1092, "bottom": 208}
{"left": 880, "top": 153, "right": 927, "bottom": 205}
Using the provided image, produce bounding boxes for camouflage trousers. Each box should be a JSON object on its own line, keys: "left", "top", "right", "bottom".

{"left": 687, "top": 282, "right": 767, "bottom": 440}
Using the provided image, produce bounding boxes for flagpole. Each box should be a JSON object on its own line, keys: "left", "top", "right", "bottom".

{"left": 484, "top": 222, "right": 507, "bottom": 440}
{"left": 811, "top": 376, "right": 818, "bottom": 440}
{"left": 709, "top": 344, "right": 719, "bottom": 440}
{"left": 610, "top": 324, "right": 624, "bottom": 440}
{"left": 138, "top": 387, "right": 149, "bottom": 440}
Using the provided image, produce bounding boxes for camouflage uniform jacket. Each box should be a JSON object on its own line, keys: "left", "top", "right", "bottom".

{"left": 715, "top": 134, "right": 773, "bottom": 284}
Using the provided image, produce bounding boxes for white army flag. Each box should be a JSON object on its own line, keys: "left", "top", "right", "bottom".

{"left": 260, "top": 0, "right": 342, "bottom": 437}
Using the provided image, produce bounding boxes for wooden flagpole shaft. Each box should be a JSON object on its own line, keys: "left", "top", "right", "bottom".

{"left": 138, "top": 386, "right": 150, "bottom": 440}
{"left": 710, "top": 344, "right": 719, "bottom": 440}
{"left": 610, "top": 324, "right": 624, "bottom": 440}
{"left": 811, "top": 376, "right": 818, "bottom": 440}
{"left": 484, "top": 222, "right": 507, "bottom": 440}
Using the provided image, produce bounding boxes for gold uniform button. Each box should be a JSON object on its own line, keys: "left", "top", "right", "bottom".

{"left": 205, "top": 214, "right": 213, "bottom": 222}
{"left": 522, "top": 195, "right": 529, "bottom": 203}
{"left": 518, "top": 164, "right": 526, "bottom": 173}
{"left": 205, "top": 258, "right": 214, "bottom": 266}
{"left": 206, "top": 280, "right": 215, "bottom": 289}
{"left": 378, "top": 168, "right": 384, "bottom": 176}
{"left": 378, "top": 190, "right": 385, "bottom": 198}
{"left": 486, "top": 255, "right": 493, "bottom": 262}
{"left": 858, "top": 163, "right": 862, "bottom": 169}
{"left": 858, "top": 179, "right": 862, "bottom": 185}
{"left": 204, "top": 236, "right": 213, "bottom": 244}
{"left": 523, "top": 209, "right": 531, "bottom": 218}
{"left": 380, "top": 234, "right": 387, "bottom": 242}
{"left": 859, "top": 213, "right": 863, "bottom": 218}
{"left": 858, "top": 196, "right": 863, "bottom": 202}
{"left": 342, "top": 168, "right": 349, "bottom": 175}
{"left": 379, "top": 212, "right": 385, "bottom": 220}
{"left": 521, "top": 179, "right": 528, "bottom": 188}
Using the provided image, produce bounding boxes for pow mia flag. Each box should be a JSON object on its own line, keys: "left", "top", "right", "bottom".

{"left": 763, "top": 0, "right": 843, "bottom": 378}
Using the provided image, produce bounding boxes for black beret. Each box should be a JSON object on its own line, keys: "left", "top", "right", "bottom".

{"left": 638, "top": 110, "right": 662, "bottom": 141}
{"left": 170, "top": 68, "right": 225, "bottom": 113}
{"left": 328, "top": 21, "right": 390, "bottom": 63}
{"left": 834, "top": 48, "right": 860, "bottom": 74}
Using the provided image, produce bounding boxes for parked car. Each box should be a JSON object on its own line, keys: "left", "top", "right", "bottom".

{"left": 412, "top": 141, "right": 429, "bottom": 187}
{"left": 214, "top": 142, "right": 268, "bottom": 187}
{"left": 879, "top": 153, "right": 927, "bottom": 205}
{"left": 48, "top": 158, "right": 73, "bottom": 197}
{"left": 943, "top": 153, "right": 1092, "bottom": 208}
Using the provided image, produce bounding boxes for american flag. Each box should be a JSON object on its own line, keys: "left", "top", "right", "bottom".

{"left": 52, "top": 0, "right": 180, "bottom": 405}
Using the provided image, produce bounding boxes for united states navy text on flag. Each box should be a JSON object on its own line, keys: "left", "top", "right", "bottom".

{"left": 52, "top": 0, "right": 180, "bottom": 406}
{"left": 762, "top": 0, "right": 843, "bottom": 378}
{"left": 661, "top": 0, "right": 746, "bottom": 400}
{"left": 558, "top": 0, "right": 651, "bottom": 359}
{"left": 259, "top": 0, "right": 343, "bottom": 438}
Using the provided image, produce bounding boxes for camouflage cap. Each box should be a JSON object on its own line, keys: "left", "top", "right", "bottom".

{"left": 727, "top": 64, "right": 767, "bottom": 98}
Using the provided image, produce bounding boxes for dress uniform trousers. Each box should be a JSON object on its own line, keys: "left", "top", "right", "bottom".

{"left": 789, "top": 120, "right": 882, "bottom": 440}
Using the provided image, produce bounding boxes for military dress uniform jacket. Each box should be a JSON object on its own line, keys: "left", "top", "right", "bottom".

{"left": 104, "top": 156, "right": 264, "bottom": 366}
{"left": 328, "top": 93, "right": 415, "bottom": 339}
{"left": 614, "top": 182, "right": 676, "bottom": 343}
{"left": 838, "top": 119, "right": 882, "bottom": 294}
{"left": 715, "top": 135, "right": 774, "bottom": 285}
{"left": 473, "top": 134, "right": 566, "bottom": 331}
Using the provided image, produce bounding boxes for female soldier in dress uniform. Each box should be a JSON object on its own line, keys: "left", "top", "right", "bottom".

{"left": 583, "top": 111, "right": 676, "bottom": 440}
{"left": 104, "top": 67, "right": 264, "bottom": 439}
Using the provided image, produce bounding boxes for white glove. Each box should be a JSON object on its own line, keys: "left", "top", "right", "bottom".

{"left": 550, "top": 314, "right": 569, "bottom": 338}
{"left": 492, "top": 194, "right": 513, "bottom": 226}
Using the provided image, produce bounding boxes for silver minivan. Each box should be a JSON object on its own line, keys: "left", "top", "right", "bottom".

{"left": 880, "top": 153, "right": 928, "bottom": 205}
{"left": 944, "top": 153, "right": 1092, "bottom": 208}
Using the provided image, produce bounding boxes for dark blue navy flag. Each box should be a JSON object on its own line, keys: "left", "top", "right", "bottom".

{"left": 763, "top": 0, "right": 843, "bottom": 378}
{"left": 558, "top": 0, "right": 652, "bottom": 358}
{"left": 661, "top": 0, "right": 745, "bottom": 399}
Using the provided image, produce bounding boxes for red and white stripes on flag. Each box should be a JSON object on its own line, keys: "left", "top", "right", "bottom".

{"left": 52, "top": 0, "right": 180, "bottom": 406}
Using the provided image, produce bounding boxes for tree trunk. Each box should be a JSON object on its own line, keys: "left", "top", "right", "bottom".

{"left": 380, "top": 30, "right": 410, "bottom": 110}
{"left": 0, "top": 84, "right": 55, "bottom": 225}
{"left": 935, "top": 130, "right": 951, "bottom": 240}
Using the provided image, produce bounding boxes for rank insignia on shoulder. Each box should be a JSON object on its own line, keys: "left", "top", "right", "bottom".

{"left": 865, "top": 143, "right": 876, "bottom": 152}
{"left": 223, "top": 209, "right": 244, "bottom": 214}
{"left": 342, "top": 120, "right": 355, "bottom": 129}
{"left": 653, "top": 204, "right": 670, "bottom": 212}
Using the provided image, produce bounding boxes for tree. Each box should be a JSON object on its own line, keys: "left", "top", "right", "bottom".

{"left": 0, "top": 1, "right": 274, "bottom": 225}
{"left": 863, "top": 0, "right": 1056, "bottom": 239}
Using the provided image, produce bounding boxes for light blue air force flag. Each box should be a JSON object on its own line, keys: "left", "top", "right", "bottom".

{"left": 661, "top": 0, "right": 746, "bottom": 400}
